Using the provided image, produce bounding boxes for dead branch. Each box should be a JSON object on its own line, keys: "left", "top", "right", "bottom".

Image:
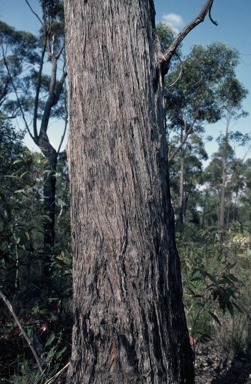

{"left": 160, "top": 0, "right": 218, "bottom": 76}
{"left": 25, "top": 0, "right": 43, "bottom": 25}
{"left": 44, "top": 362, "right": 70, "bottom": 384}
{"left": 166, "top": 54, "right": 183, "bottom": 88}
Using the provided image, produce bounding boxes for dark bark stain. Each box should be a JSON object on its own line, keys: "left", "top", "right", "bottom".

{"left": 119, "top": 334, "right": 138, "bottom": 369}
{"left": 152, "top": 67, "right": 159, "bottom": 93}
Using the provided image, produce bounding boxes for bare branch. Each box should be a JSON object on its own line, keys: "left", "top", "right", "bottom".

{"left": 209, "top": 1, "right": 218, "bottom": 25}
{"left": 160, "top": 0, "right": 217, "bottom": 75}
{"left": 39, "top": 56, "right": 58, "bottom": 140}
{"left": 55, "top": 43, "right": 65, "bottom": 60}
{"left": 166, "top": 54, "right": 183, "bottom": 88}
{"left": 33, "top": 39, "right": 47, "bottom": 142}
{"left": 25, "top": 0, "right": 43, "bottom": 25}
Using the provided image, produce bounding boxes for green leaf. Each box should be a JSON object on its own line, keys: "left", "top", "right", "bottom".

{"left": 20, "top": 171, "right": 29, "bottom": 178}
{"left": 45, "top": 347, "right": 56, "bottom": 363}
{"left": 191, "top": 276, "right": 202, "bottom": 282}
{"left": 227, "top": 273, "right": 239, "bottom": 283}
{"left": 13, "top": 159, "right": 24, "bottom": 165}
{"left": 227, "top": 302, "right": 234, "bottom": 317}
{"left": 246, "top": 248, "right": 251, "bottom": 259}
{"left": 209, "top": 311, "right": 222, "bottom": 326}
{"left": 14, "top": 189, "right": 27, "bottom": 195}
{"left": 13, "top": 231, "right": 20, "bottom": 244}
{"left": 204, "top": 272, "right": 217, "bottom": 283}
{"left": 232, "top": 302, "right": 243, "bottom": 314}
{"left": 55, "top": 346, "right": 66, "bottom": 359}
{"left": 45, "top": 332, "right": 56, "bottom": 348}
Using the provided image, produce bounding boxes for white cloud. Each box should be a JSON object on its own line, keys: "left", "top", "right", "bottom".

{"left": 162, "top": 13, "right": 184, "bottom": 34}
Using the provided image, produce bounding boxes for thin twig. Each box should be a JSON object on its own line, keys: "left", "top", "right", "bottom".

{"left": 44, "top": 362, "right": 70, "bottom": 384}
{"left": 25, "top": 0, "right": 43, "bottom": 25}
{"left": 0, "top": 289, "right": 44, "bottom": 375}
{"left": 166, "top": 54, "right": 183, "bottom": 88}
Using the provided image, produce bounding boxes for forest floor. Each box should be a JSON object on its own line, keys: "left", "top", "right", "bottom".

{"left": 1, "top": 333, "right": 251, "bottom": 383}
{"left": 194, "top": 338, "right": 251, "bottom": 384}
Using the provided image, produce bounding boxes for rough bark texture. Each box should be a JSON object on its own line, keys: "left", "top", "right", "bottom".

{"left": 64, "top": 0, "right": 194, "bottom": 383}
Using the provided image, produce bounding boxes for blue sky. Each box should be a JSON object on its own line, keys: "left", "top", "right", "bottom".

{"left": 1, "top": 0, "right": 251, "bottom": 160}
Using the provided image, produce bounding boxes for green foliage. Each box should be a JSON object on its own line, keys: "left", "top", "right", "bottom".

{"left": 0, "top": 22, "right": 40, "bottom": 116}
{"left": 179, "top": 223, "right": 251, "bottom": 345}
{"left": 165, "top": 42, "right": 240, "bottom": 133}
{"left": 0, "top": 119, "right": 71, "bottom": 381}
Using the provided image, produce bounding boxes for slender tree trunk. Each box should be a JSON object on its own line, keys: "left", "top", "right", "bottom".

{"left": 219, "top": 119, "right": 230, "bottom": 228}
{"left": 42, "top": 145, "right": 58, "bottom": 281}
{"left": 179, "top": 143, "right": 185, "bottom": 225}
{"left": 35, "top": 53, "right": 66, "bottom": 283}
{"left": 65, "top": 1, "right": 194, "bottom": 383}
{"left": 219, "top": 155, "right": 227, "bottom": 228}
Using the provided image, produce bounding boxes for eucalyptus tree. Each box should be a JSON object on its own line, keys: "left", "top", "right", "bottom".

{"left": 204, "top": 141, "right": 235, "bottom": 228}
{"left": 239, "top": 159, "right": 251, "bottom": 229}
{"left": 64, "top": 0, "right": 218, "bottom": 382}
{"left": 165, "top": 42, "right": 240, "bottom": 162}
{"left": 165, "top": 43, "right": 245, "bottom": 228}
{"left": 204, "top": 127, "right": 249, "bottom": 230}
{"left": 0, "top": 0, "right": 67, "bottom": 283}
{"left": 216, "top": 76, "right": 248, "bottom": 228}
{"left": 0, "top": 21, "right": 39, "bottom": 112}
{"left": 169, "top": 130, "right": 208, "bottom": 225}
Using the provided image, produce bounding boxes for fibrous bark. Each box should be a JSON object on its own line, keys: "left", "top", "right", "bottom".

{"left": 65, "top": 0, "right": 195, "bottom": 382}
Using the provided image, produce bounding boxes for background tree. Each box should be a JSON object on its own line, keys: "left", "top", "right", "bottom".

{"left": 169, "top": 130, "right": 208, "bottom": 225}
{"left": 239, "top": 158, "right": 251, "bottom": 230}
{"left": 0, "top": 21, "right": 39, "bottom": 113}
{"left": 0, "top": 1, "right": 67, "bottom": 285}
{"left": 165, "top": 42, "right": 240, "bottom": 162}
{"left": 163, "top": 42, "right": 249, "bottom": 230}
{"left": 216, "top": 77, "right": 248, "bottom": 228}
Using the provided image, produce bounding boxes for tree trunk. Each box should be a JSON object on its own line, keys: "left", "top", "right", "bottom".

{"left": 219, "top": 155, "right": 226, "bottom": 228}
{"left": 179, "top": 143, "right": 186, "bottom": 225}
{"left": 219, "top": 119, "right": 230, "bottom": 229}
{"left": 40, "top": 138, "right": 58, "bottom": 283}
{"left": 64, "top": 1, "right": 194, "bottom": 383}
